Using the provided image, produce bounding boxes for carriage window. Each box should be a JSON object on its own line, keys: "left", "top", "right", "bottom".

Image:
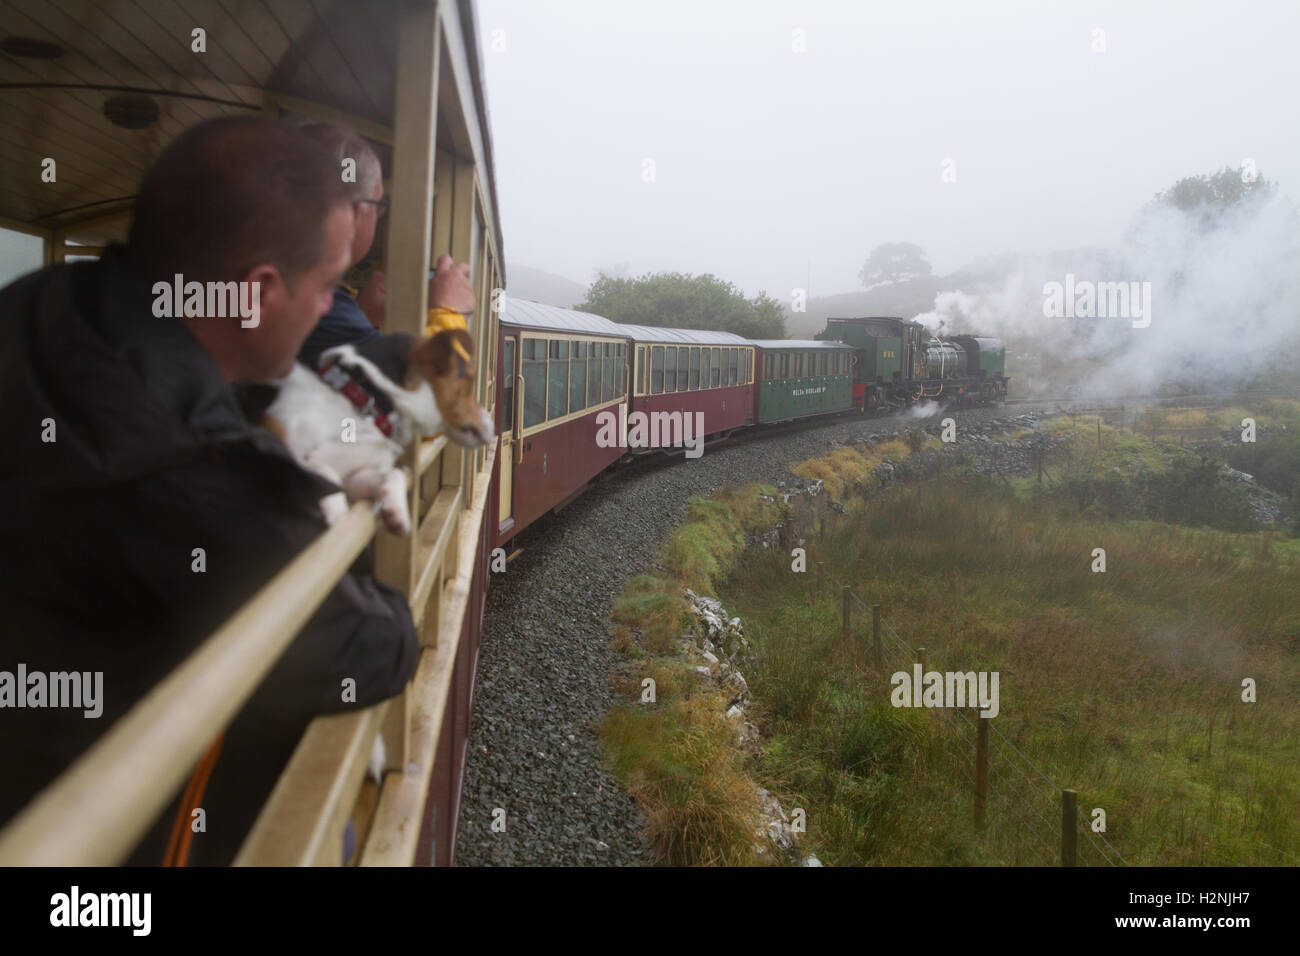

{"left": 651, "top": 346, "right": 664, "bottom": 394}
{"left": 523, "top": 338, "right": 547, "bottom": 428}
{"left": 708, "top": 348, "right": 719, "bottom": 387}
{"left": 590, "top": 344, "right": 600, "bottom": 402}
{"left": 616, "top": 343, "right": 626, "bottom": 396}
{"left": 742, "top": 350, "right": 750, "bottom": 385}
{"left": 570, "top": 341, "right": 587, "bottom": 413}
{"left": 688, "top": 347, "right": 698, "bottom": 388}
{"left": 602, "top": 343, "right": 614, "bottom": 402}
{"left": 548, "top": 340, "right": 570, "bottom": 419}
{"left": 728, "top": 349, "right": 738, "bottom": 385}
{"left": 677, "top": 348, "right": 689, "bottom": 391}
{"left": 664, "top": 346, "right": 677, "bottom": 392}
{"left": 501, "top": 338, "right": 516, "bottom": 431}
{"left": 0, "top": 227, "right": 43, "bottom": 287}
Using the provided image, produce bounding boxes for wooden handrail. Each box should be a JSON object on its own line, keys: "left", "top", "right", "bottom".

{"left": 362, "top": 442, "right": 495, "bottom": 864}
{"left": 239, "top": 445, "right": 493, "bottom": 865}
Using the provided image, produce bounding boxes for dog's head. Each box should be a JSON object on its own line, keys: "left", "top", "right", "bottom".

{"left": 407, "top": 328, "right": 495, "bottom": 448}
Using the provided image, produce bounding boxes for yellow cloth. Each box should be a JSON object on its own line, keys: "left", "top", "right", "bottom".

{"left": 425, "top": 307, "right": 468, "bottom": 334}
{"left": 425, "top": 307, "right": 472, "bottom": 363}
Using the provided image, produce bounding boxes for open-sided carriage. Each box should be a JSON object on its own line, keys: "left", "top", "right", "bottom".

{"left": 0, "top": 0, "right": 504, "bottom": 866}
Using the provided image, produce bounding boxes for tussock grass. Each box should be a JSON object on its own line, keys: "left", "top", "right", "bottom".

{"left": 725, "top": 476, "right": 1300, "bottom": 865}
{"left": 601, "top": 483, "right": 785, "bottom": 864}
{"left": 792, "top": 438, "right": 913, "bottom": 501}
{"left": 1144, "top": 399, "right": 1300, "bottom": 431}
{"left": 602, "top": 689, "right": 760, "bottom": 866}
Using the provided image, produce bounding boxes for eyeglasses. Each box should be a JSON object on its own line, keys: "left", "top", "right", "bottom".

{"left": 356, "top": 197, "right": 389, "bottom": 218}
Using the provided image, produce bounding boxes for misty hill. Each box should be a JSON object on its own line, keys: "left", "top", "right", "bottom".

{"left": 783, "top": 248, "right": 1115, "bottom": 339}
{"left": 506, "top": 263, "right": 587, "bottom": 309}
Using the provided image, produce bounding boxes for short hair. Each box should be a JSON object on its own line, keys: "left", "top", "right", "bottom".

{"left": 127, "top": 116, "right": 351, "bottom": 285}
{"left": 295, "top": 122, "right": 383, "bottom": 201}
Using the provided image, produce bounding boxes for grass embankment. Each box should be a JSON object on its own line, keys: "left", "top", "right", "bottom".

{"left": 600, "top": 484, "right": 785, "bottom": 865}
{"left": 1139, "top": 397, "right": 1300, "bottom": 432}
{"left": 725, "top": 454, "right": 1300, "bottom": 864}
{"left": 789, "top": 437, "right": 922, "bottom": 501}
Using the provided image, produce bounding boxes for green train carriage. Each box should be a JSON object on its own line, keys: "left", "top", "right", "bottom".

{"left": 750, "top": 340, "right": 856, "bottom": 423}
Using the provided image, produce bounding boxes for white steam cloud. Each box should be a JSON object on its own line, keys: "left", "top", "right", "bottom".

{"left": 911, "top": 191, "right": 1300, "bottom": 398}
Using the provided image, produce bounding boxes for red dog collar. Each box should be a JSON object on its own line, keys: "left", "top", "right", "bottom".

{"left": 316, "top": 355, "right": 398, "bottom": 439}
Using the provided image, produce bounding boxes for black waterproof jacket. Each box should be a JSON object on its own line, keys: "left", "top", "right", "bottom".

{"left": 0, "top": 247, "right": 418, "bottom": 864}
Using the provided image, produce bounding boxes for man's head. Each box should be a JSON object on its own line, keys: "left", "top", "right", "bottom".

{"left": 296, "top": 122, "right": 384, "bottom": 268}
{"left": 127, "top": 116, "right": 355, "bottom": 382}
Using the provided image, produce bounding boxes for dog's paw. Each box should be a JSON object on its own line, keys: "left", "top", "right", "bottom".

{"left": 380, "top": 497, "right": 412, "bottom": 536}
{"left": 368, "top": 736, "right": 387, "bottom": 784}
{"left": 320, "top": 491, "right": 349, "bottom": 525}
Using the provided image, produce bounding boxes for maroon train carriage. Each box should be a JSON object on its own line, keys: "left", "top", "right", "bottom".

{"left": 491, "top": 300, "right": 759, "bottom": 551}
{"left": 626, "top": 325, "right": 756, "bottom": 450}
{"left": 493, "top": 299, "right": 632, "bottom": 549}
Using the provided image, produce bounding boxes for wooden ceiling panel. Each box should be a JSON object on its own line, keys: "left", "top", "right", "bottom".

{"left": 0, "top": 0, "right": 401, "bottom": 228}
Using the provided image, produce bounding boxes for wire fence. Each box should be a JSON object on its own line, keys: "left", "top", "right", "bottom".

{"left": 809, "top": 563, "right": 1127, "bottom": 867}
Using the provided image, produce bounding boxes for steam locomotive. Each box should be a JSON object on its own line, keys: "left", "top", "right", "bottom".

{"left": 817, "top": 316, "right": 1008, "bottom": 411}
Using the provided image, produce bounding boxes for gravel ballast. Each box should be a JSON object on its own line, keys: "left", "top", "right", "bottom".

{"left": 453, "top": 402, "right": 1060, "bottom": 866}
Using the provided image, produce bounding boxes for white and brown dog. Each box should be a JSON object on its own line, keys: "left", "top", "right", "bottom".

{"left": 266, "top": 317, "right": 494, "bottom": 535}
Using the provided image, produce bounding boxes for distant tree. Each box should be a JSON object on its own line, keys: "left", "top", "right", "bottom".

{"left": 578, "top": 272, "right": 787, "bottom": 339}
{"left": 858, "top": 242, "right": 932, "bottom": 288}
{"left": 1152, "top": 165, "right": 1277, "bottom": 227}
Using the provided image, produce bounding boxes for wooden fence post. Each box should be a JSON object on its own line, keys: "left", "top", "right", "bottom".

{"left": 975, "top": 715, "right": 988, "bottom": 828}
{"left": 1061, "top": 788, "right": 1078, "bottom": 867}
{"left": 872, "top": 604, "right": 881, "bottom": 668}
{"left": 841, "top": 586, "right": 851, "bottom": 639}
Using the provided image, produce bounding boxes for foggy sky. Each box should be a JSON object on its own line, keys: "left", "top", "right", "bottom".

{"left": 476, "top": 0, "right": 1300, "bottom": 301}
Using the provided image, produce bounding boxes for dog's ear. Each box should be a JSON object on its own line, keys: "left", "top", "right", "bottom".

{"left": 411, "top": 329, "right": 474, "bottom": 385}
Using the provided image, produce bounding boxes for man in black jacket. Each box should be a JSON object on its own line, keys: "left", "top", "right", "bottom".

{"left": 0, "top": 116, "right": 422, "bottom": 865}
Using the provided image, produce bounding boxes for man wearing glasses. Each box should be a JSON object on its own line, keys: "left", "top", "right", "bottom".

{"left": 295, "top": 123, "right": 389, "bottom": 366}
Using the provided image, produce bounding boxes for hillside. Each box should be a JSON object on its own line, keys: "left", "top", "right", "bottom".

{"left": 505, "top": 263, "right": 588, "bottom": 309}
